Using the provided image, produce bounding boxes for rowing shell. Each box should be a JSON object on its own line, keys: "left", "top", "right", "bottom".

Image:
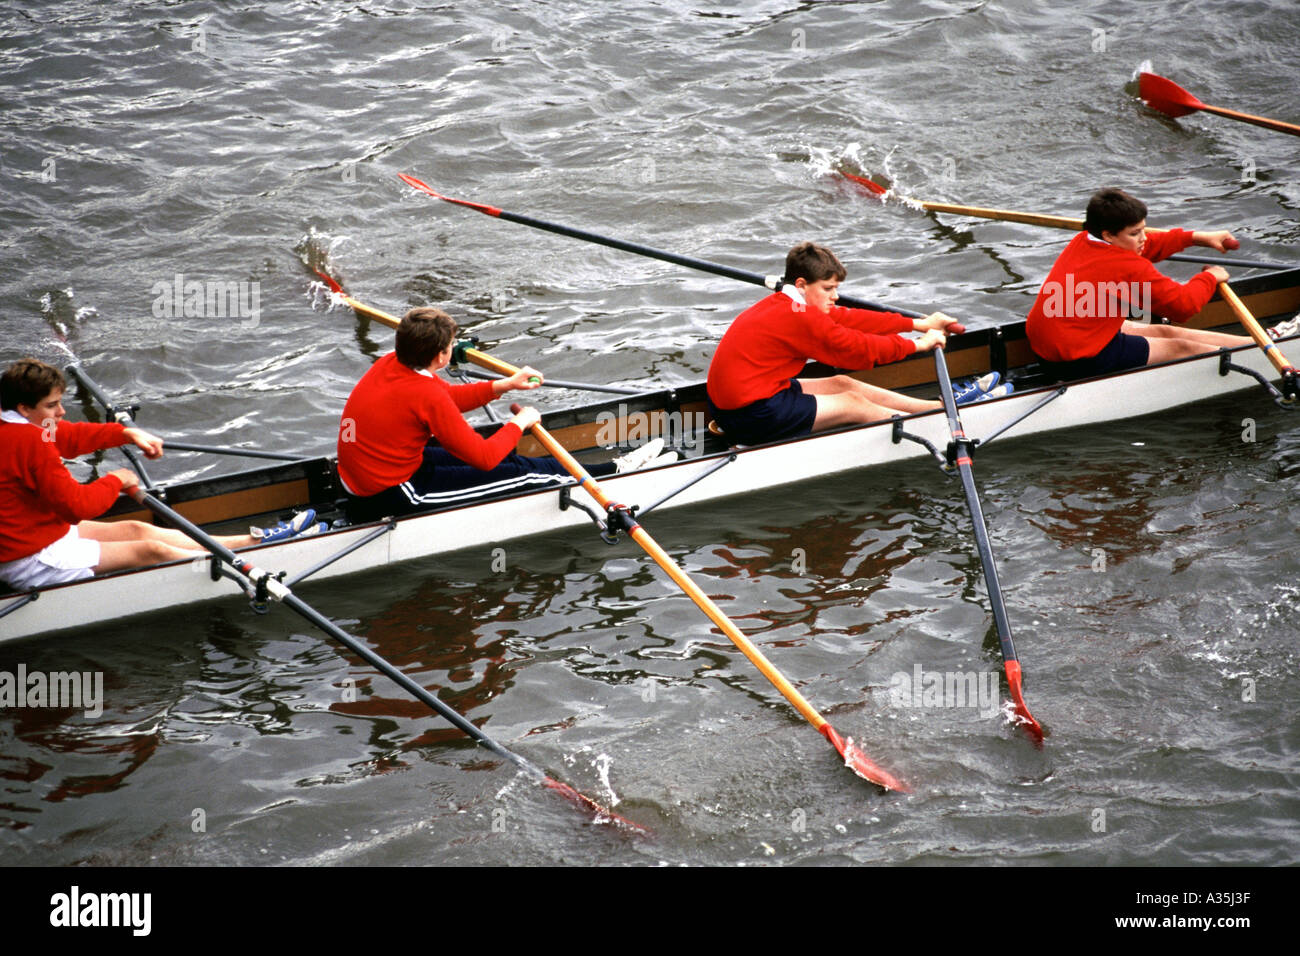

{"left": 2, "top": 268, "right": 1297, "bottom": 643}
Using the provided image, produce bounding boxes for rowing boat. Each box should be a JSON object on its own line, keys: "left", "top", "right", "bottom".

{"left": 2, "top": 266, "right": 1297, "bottom": 643}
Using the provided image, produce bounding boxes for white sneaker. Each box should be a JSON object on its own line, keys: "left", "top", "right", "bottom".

{"left": 1268, "top": 315, "right": 1300, "bottom": 341}
{"left": 647, "top": 451, "right": 680, "bottom": 468}
{"left": 613, "top": 438, "right": 666, "bottom": 473}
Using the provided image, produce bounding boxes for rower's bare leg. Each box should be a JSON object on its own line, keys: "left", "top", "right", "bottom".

{"left": 1125, "top": 321, "right": 1252, "bottom": 363}
{"left": 800, "top": 375, "right": 939, "bottom": 414}
{"left": 92, "top": 538, "right": 203, "bottom": 574}
{"left": 801, "top": 375, "right": 940, "bottom": 431}
{"left": 78, "top": 519, "right": 257, "bottom": 550}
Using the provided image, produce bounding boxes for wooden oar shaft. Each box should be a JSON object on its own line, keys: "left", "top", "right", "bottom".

{"left": 343, "top": 293, "right": 400, "bottom": 328}
{"left": 855, "top": 185, "right": 1290, "bottom": 269}
{"left": 463, "top": 348, "right": 518, "bottom": 378}
{"left": 503, "top": 390, "right": 907, "bottom": 789}
{"left": 1218, "top": 281, "right": 1297, "bottom": 375}
{"left": 631, "top": 525, "right": 825, "bottom": 729}
{"left": 919, "top": 201, "right": 1083, "bottom": 231}
{"left": 1199, "top": 104, "right": 1300, "bottom": 137}
{"left": 521, "top": 410, "right": 829, "bottom": 730}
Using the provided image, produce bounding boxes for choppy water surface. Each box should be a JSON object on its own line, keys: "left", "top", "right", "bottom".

{"left": 1, "top": 1, "right": 1297, "bottom": 867}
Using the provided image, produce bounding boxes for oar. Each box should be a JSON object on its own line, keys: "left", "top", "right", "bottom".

{"left": 930, "top": 348, "right": 1044, "bottom": 743}
{"left": 1218, "top": 281, "right": 1299, "bottom": 396}
{"left": 1138, "top": 71, "right": 1300, "bottom": 138}
{"left": 838, "top": 171, "right": 1290, "bottom": 271}
{"left": 125, "top": 486, "right": 641, "bottom": 828}
{"left": 397, "top": 173, "right": 928, "bottom": 317}
{"left": 498, "top": 391, "right": 907, "bottom": 791}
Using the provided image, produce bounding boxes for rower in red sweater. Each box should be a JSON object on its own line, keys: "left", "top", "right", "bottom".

{"left": 0, "top": 359, "right": 317, "bottom": 592}
{"left": 1026, "top": 187, "right": 1253, "bottom": 379}
{"left": 336, "top": 307, "right": 674, "bottom": 523}
{"left": 707, "top": 241, "right": 1007, "bottom": 446}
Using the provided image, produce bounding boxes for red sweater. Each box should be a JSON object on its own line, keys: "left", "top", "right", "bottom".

{"left": 336, "top": 352, "right": 522, "bottom": 496}
{"left": 707, "top": 292, "right": 916, "bottom": 409}
{"left": 1026, "top": 229, "right": 1217, "bottom": 362}
{"left": 0, "top": 417, "right": 128, "bottom": 562}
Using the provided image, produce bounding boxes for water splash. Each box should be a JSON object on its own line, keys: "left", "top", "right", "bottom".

{"left": 305, "top": 280, "right": 350, "bottom": 313}
{"left": 591, "top": 752, "right": 621, "bottom": 808}
{"left": 38, "top": 287, "right": 81, "bottom": 360}
{"left": 493, "top": 767, "right": 530, "bottom": 802}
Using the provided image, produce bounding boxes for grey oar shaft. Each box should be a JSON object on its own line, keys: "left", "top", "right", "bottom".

{"left": 932, "top": 349, "right": 1020, "bottom": 664}
{"left": 128, "top": 489, "right": 546, "bottom": 782}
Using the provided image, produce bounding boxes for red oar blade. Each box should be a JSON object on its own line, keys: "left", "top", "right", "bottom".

{"left": 820, "top": 724, "right": 910, "bottom": 793}
{"left": 398, "top": 173, "right": 502, "bottom": 216}
{"left": 1004, "top": 660, "right": 1045, "bottom": 745}
{"left": 542, "top": 777, "right": 648, "bottom": 833}
{"left": 312, "top": 267, "right": 345, "bottom": 295}
{"left": 1138, "top": 71, "right": 1203, "bottom": 118}
{"left": 838, "top": 169, "right": 889, "bottom": 196}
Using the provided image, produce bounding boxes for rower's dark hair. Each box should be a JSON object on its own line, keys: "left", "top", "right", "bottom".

{"left": 784, "top": 242, "right": 847, "bottom": 285}
{"left": 1, "top": 358, "right": 65, "bottom": 411}
{"left": 395, "top": 307, "right": 459, "bottom": 369}
{"left": 1084, "top": 188, "right": 1148, "bottom": 239}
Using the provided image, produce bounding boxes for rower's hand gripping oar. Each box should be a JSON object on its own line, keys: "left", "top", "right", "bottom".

{"left": 1138, "top": 71, "right": 1300, "bottom": 138}
{"left": 499, "top": 393, "right": 908, "bottom": 792}
{"left": 124, "top": 486, "right": 642, "bottom": 829}
{"left": 931, "top": 347, "right": 1045, "bottom": 743}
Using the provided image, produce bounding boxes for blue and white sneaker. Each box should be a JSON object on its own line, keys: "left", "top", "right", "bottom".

{"left": 952, "top": 372, "right": 1001, "bottom": 405}
{"left": 967, "top": 382, "right": 1014, "bottom": 404}
{"left": 252, "top": 508, "right": 321, "bottom": 543}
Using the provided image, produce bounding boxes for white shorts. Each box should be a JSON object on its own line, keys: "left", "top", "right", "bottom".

{"left": 0, "top": 526, "right": 101, "bottom": 591}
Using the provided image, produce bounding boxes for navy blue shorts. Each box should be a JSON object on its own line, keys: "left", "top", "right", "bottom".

{"left": 345, "top": 446, "right": 614, "bottom": 523}
{"left": 1037, "top": 330, "right": 1150, "bottom": 381}
{"left": 709, "top": 380, "right": 818, "bottom": 446}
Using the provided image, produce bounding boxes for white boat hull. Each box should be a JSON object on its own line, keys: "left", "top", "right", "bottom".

{"left": 0, "top": 341, "right": 1286, "bottom": 644}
